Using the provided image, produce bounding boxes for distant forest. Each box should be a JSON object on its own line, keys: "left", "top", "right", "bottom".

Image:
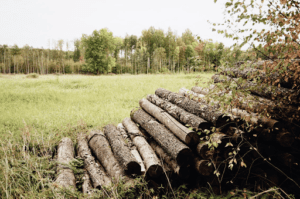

{"left": 0, "top": 27, "right": 260, "bottom": 75}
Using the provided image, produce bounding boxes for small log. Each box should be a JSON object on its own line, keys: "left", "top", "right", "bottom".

{"left": 88, "top": 130, "right": 129, "bottom": 183}
{"left": 155, "top": 88, "right": 230, "bottom": 127}
{"left": 276, "top": 153, "right": 295, "bottom": 167}
{"left": 140, "top": 98, "right": 199, "bottom": 146}
{"left": 194, "top": 157, "right": 214, "bottom": 176}
{"left": 276, "top": 131, "right": 295, "bottom": 147}
{"left": 191, "top": 85, "right": 215, "bottom": 95}
{"left": 147, "top": 94, "right": 210, "bottom": 130}
{"left": 122, "top": 118, "right": 163, "bottom": 178}
{"left": 77, "top": 133, "right": 111, "bottom": 189}
{"left": 148, "top": 139, "right": 190, "bottom": 179}
{"left": 82, "top": 170, "right": 93, "bottom": 195}
{"left": 55, "top": 137, "right": 76, "bottom": 189}
{"left": 104, "top": 124, "right": 141, "bottom": 175}
{"left": 131, "top": 108, "right": 193, "bottom": 166}
{"left": 196, "top": 142, "right": 214, "bottom": 160}
{"left": 117, "top": 123, "right": 146, "bottom": 175}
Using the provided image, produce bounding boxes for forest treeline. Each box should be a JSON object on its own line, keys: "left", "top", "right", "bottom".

{"left": 0, "top": 27, "right": 261, "bottom": 75}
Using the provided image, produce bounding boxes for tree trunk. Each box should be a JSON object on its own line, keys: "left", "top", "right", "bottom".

{"left": 130, "top": 108, "right": 193, "bottom": 166}
{"left": 155, "top": 88, "right": 230, "bottom": 127}
{"left": 77, "top": 133, "right": 111, "bottom": 189}
{"left": 147, "top": 94, "right": 210, "bottom": 131}
{"left": 194, "top": 157, "right": 214, "bottom": 176}
{"left": 148, "top": 139, "right": 190, "bottom": 179}
{"left": 122, "top": 117, "right": 163, "bottom": 178}
{"left": 55, "top": 137, "right": 76, "bottom": 189}
{"left": 140, "top": 98, "right": 199, "bottom": 146}
{"left": 212, "top": 75, "right": 300, "bottom": 106}
{"left": 88, "top": 130, "right": 130, "bottom": 183}
{"left": 117, "top": 123, "right": 146, "bottom": 175}
{"left": 104, "top": 124, "right": 141, "bottom": 175}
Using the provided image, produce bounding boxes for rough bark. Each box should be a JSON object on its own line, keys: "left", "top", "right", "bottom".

{"left": 212, "top": 75, "right": 300, "bottom": 105}
{"left": 131, "top": 108, "right": 193, "bottom": 166}
{"left": 55, "top": 137, "right": 76, "bottom": 189}
{"left": 117, "top": 123, "right": 146, "bottom": 175}
{"left": 148, "top": 139, "right": 190, "bottom": 179}
{"left": 147, "top": 94, "right": 210, "bottom": 130}
{"left": 194, "top": 157, "right": 214, "bottom": 176}
{"left": 191, "top": 85, "right": 215, "bottom": 95}
{"left": 77, "top": 133, "right": 111, "bottom": 189}
{"left": 104, "top": 124, "right": 141, "bottom": 175}
{"left": 122, "top": 117, "right": 163, "bottom": 178}
{"left": 88, "top": 130, "right": 128, "bottom": 183}
{"left": 140, "top": 98, "right": 199, "bottom": 146}
{"left": 155, "top": 88, "right": 230, "bottom": 127}
{"left": 82, "top": 170, "right": 93, "bottom": 195}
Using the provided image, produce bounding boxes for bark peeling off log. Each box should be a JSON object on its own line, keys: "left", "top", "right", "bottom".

{"left": 55, "top": 137, "right": 76, "bottom": 189}
{"left": 131, "top": 108, "right": 193, "bottom": 166}
{"left": 194, "top": 157, "right": 214, "bottom": 176}
{"left": 117, "top": 123, "right": 146, "bottom": 175}
{"left": 140, "top": 98, "right": 199, "bottom": 146}
{"left": 149, "top": 139, "right": 190, "bottom": 179}
{"left": 147, "top": 94, "right": 210, "bottom": 130}
{"left": 122, "top": 118, "right": 163, "bottom": 178}
{"left": 77, "top": 133, "right": 112, "bottom": 189}
{"left": 104, "top": 124, "right": 141, "bottom": 175}
{"left": 88, "top": 130, "right": 126, "bottom": 183}
{"left": 155, "top": 88, "right": 230, "bottom": 127}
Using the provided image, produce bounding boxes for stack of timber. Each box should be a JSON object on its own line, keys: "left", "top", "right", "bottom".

{"left": 53, "top": 78, "right": 300, "bottom": 196}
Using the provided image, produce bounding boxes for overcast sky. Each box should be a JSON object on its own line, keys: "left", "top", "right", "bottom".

{"left": 0, "top": 0, "right": 236, "bottom": 50}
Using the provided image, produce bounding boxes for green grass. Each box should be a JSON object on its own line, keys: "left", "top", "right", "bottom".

{"left": 0, "top": 72, "right": 218, "bottom": 198}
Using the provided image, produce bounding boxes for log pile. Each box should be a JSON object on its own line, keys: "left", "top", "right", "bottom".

{"left": 54, "top": 72, "right": 300, "bottom": 196}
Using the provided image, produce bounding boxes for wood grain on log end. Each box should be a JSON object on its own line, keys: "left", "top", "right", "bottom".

{"left": 194, "top": 158, "right": 214, "bottom": 176}
{"left": 276, "top": 131, "right": 295, "bottom": 147}
{"left": 185, "top": 132, "right": 200, "bottom": 146}
{"left": 176, "top": 148, "right": 193, "bottom": 166}
{"left": 146, "top": 164, "right": 163, "bottom": 178}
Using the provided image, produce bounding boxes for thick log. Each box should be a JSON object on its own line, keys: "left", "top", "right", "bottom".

{"left": 212, "top": 75, "right": 300, "bottom": 105}
{"left": 88, "top": 130, "right": 128, "bottom": 183}
{"left": 194, "top": 157, "right": 214, "bottom": 176}
{"left": 147, "top": 94, "right": 210, "bottom": 130}
{"left": 55, "top": 137, "right": 76, "bottom": 189}
{"left": 131, "top": 108, "right": 193, "bottom": 166}
{"left": 77, "top": 133, "right": 111, "bottom": 189}
{"left": 82, "top": 170, "right": 93, "bottom": 195}
{"left": 196, "top": 142, "right": 214, "bottom": 160}
{"left": 122, "top": 118, "right": 163, "bottom": 178}
{"left": 148, "top": 139, "right": 190, "bottom": 179}
{"left": 140, "top": 98, "right": 199, "bottom": 146}
{"left": 104, "top": 124, "right": 141, "bottom": 175}
{"left": 155, "top": 88, "right": 230, "bottom": 127}
{"left": 117, "top": 123, "right": 146, "bottom": 175}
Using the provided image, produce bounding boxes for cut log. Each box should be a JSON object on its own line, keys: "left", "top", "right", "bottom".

{"left": 212, "top": 75, "right": 300, "bottom": 105}
{"left": 140, "top": 98, "right": 199, "bottom": 146}
{"left": 147, "top": 94, "right": 210, "bottom": 130}
{"left": 276, "top": 131, "right": 295, "bottom": 147}
{"left": 104, "top": 124, "right": 141, "bottom": 175}
{"left": 194, "top": 157, "right": 214, "bottom": 176}
{"left": 191, "top": 85, "right": 215, "bottom": 95}
{"left": 117, "top": 123, "right": 146, "bottom": 175}
{"left": 181, "top": 87, "right": 282, "bottom": 130}
{"left": 82, "top": 170, "right": 93, "bottom": 195}
{"left": 122, "top": 118, "right": 163, "bottom": 178}
{"left": 148, "top": 139, "right": 190, "bottom": 179}
{"left": 196, "top": 141, "right": 214, "bottom": 160}
{"left": 88, "top": 130, "right": 129, "bottom": 183}
{"left": 77, "top": 133, "right": 111, "bottom": 189}
{"left": 155, "top": 88, "right": 230, "bottom": 127}
{"left": 131, "top": 108, "right": 193, "bottom": 166}
{"left": 55, "top": 137, "right": 76, "bottom": 189}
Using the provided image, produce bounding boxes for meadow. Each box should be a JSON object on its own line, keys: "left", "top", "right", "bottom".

{"left": 0, "top": 72, "right": 214, "bottom": 198}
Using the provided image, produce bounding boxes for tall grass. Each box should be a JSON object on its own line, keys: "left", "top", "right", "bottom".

{"left": 0, "top": 73, "right": 217, "bottom": 198}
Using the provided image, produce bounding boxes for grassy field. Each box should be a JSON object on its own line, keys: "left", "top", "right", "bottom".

{"left": 0, "top": 72, "right": 216, "bottom": 198}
